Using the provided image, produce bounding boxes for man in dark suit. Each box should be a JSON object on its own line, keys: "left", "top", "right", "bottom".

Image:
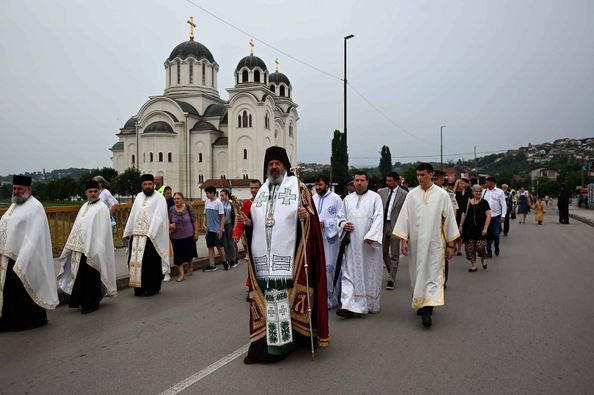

{"left": 377, "top": 172, "right": 408, "bottom": 290}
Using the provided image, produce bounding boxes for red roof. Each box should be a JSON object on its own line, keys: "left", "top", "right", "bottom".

{"left": 199, "top": 179, "right": 253, "bottom": 189}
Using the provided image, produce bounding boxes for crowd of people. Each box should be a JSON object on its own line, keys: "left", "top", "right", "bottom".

{"left": 1, "top": 146, "right": 571, "bottom": 368}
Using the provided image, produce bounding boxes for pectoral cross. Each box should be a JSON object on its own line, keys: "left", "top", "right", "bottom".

{"left": 275, "top": 58, "right": 280, "bottom": 72}
{"left": 187, "top": 16, "right": 196, "bottom": 40}
{"left": 249, "top": 38, "right": 255, "bottom": 55}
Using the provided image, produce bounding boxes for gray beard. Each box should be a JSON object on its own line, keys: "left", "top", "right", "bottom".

{"left": 11, "top": 193, "right": 30, "bottom": 205}
{"left": 268, "top": 171, "right": 286, "bottom": 186}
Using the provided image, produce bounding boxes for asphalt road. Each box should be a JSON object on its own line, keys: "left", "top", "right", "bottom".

{"left": 2, "top": 212, "right": 593, "bottom": 394}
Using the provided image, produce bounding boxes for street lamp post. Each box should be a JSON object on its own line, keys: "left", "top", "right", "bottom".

{"left": 344, "top": 34, "right": 354, "bottom": 167}
{"left": 440, "top": 125, "right": 446, "bottom": 169}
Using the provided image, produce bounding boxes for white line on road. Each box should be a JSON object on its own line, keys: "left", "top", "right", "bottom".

{"left": 159, "top": 343, "right": 250, "bottom": 395}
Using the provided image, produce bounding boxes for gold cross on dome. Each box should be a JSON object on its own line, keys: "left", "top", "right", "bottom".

{"left": 249, "top": 38, "right": 254, "bottom": 55}
{"left": 275, "top": 58, "right": 279, "bottom": 72}
{"left": 187, "top": 16, "right": 196, "bottom": 40}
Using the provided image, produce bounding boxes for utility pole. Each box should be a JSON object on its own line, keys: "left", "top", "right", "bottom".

{"left": 440, "top": 125, "right": 445, "bottom": 170}
{"left": 343, "top": 34, "right": 354, "bottom": 170}
{"left": 474, "top": 145, "right": 478, "bottom": 180}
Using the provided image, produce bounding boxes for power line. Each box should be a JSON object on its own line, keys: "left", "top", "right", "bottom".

{"left": 350, "top": 149, "right": 509, "bottom": 160}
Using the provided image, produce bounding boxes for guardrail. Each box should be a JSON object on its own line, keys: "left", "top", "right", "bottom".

{"left": 0, "top": 200, "right": 206, "bottom": 256}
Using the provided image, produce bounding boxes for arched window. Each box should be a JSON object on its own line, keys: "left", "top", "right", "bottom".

{"left": 248, "top": 114, "right": 252, "bottom": 128}
{"left": 288, "top": 87, "right": 291, "bottom": 98}
{"left": 238, "top": 114, "right": 242, "bottom": 128}
{"left": 264, "top": 73, "right": 267, "bottom": 84}
{"left": 189, "top": 62, "right": 193, "bottom": 84}
{"left": 242, "top": 70, "right": 248, "bottom": 83}
{"left": 265, "top": 113, "right": 270, "bottom": 129}
{"left": 236, "top": 72, "right": 239, "bottom": 85}
{"left": 168, "top": 152, "right": 172, "bottom": 162}
{"left": 279, "top": 85, "right": 285, "bottom": 96}
{"left": 243, "top": 149, "right": 248, "bottom": 160}
{"left": 289, "top": 123, "right": 293, "bottom": 138}
{"left": 254, "top": 70, "right": 260, "bottom": 83}
{"left": 243, "top": 174, "right": 248, "bottom": 179}
{"left": 202, "top": 64, "right": 206, "bottom": 84}
{"left": 270, "top": 85, "right": 275, "bottom": 93}
{"left": 176, "top": 62, "right": 180, "bottom": 84}
{"left": 132, "top": 154, "right": 136, "bottom": 165}
{"left": 143, "top": 153, "right": 146, "bottom": 163}
{"left": 150, "top": 152, "right": 154, "bottom": 162}
{"left": 198, "top": 174, "right": 204, "bottom": 183}
{"left": 274, "top": 130, "right": 278, "bottom": 139}
{"left": 242, "top": 111, "right": 248, "bottom": 128}
{"left": 199, "top": 153, "right": 203, "bottom": 163}
{"left": 158, "top": 152, "right": 163, "bottom": 162}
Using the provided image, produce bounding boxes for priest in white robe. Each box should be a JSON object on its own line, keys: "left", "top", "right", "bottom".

{"left": 313, "top": 175, "right": 343, "bottom": 309}
{"left": 0, "top": 175, "right": 59, "bottom": 331}
{"left": 336, "top": 171, "right": 384, "bottom": 317}
{"left": 393, "top": 163, "right": 459, "bottom": 328}
{"left": 124, "top": 174, "right": 170, "bottom": 297}
{"left": 58, "top": 180, "right": 117, "bottom": 314}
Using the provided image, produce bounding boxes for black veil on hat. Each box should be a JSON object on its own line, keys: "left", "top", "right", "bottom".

{"left": 140, "top": 174, "right": 155, "bottom": 182}
{"left": 85, "top": 180, "right": 100, "bottom": 190}
{"left": 263, "top": 146, "right": 293, "bottom": 180}
{"left": 12, "top": 175, "right": 32, "bottom": 186}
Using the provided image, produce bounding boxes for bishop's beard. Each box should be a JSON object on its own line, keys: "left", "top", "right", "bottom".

{"left": 268, "top": 171, "right": 286, "bottom": 186}
{"left": 11, "top": 193, "right": 30, "bottom": 205}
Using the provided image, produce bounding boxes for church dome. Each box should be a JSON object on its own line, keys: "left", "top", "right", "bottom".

{"left": 122, "top": 116, "right": 137, "bottom": 129}
{"left": 269, "top": 72, "right": 291, "bottom": 87}
{"left": 235, "top": 55, "right": 268, "bottom": 72}
{"left": 168, "top": 40, "right": 215, "bottom": 63}
{"left": 144, "top": 121, "right": 174, "bottom": 134}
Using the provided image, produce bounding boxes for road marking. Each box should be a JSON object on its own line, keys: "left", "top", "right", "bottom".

{"left": 159, "top": 343, "right": 249, "bottom": 395}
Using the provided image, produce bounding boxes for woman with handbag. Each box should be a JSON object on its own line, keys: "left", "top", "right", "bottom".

{"left": 168, "top": 192, "right": 199, "bottom": 282}
{"left": 459, "top": 184, "right": 492, "bottom": 272}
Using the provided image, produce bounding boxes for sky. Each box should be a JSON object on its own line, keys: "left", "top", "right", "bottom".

{"left": 1, "top": 0, "right": 594, "bottom": 175}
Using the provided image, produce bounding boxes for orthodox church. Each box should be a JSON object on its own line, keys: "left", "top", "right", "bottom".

{"left": 110, "top": 18, "right": 298, "bottom": 198}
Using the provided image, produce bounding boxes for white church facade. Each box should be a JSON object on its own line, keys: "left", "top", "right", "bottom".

{"left": 110, "top": 22, "right": 298, "bottom": 198}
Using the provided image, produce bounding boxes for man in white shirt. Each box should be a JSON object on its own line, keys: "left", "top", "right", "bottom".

{"left": 377, "top": 172, "right": 407, "bottom": 290}
{"left": 93, "top": 175, "right": 118, "bottom": 234}
{"left": 482, "top": 177, "right": 507, "bottom": 257}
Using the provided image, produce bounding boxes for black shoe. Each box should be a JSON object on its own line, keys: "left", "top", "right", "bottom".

{"left": 386, "top": 280, "right": 395, "bottom": 290}
{"left": 336, "top": 308, "right": 355, "bottom": 318}
{"left": 203, "top": 265, "right": 217, "bottom": 272}
{"left": 495, "top": 248, "right": 500, "bottom": 256}
{"left": 486, "top": 253, "right": 493, "bottom": 258}
{"left": 422, "top": 313, "right": 432, "bottom": 328}
{"left": 81, "top": 306, "right": 99, "bottom": 314}
{"left": 223, "top": 261, "right": 230, "bottom": 270}
{"left": 230, "top": 260, "right": 239, "bottom": 268}
{"left": 456, "top": 252, "right": 462, "bottom": 256}
{"left": 243, "top": 356, "right": 255, "bottom": 365}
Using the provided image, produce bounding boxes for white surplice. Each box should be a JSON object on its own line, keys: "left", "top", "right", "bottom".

{"left": 0, "top": 196, "right": 59, "bottom": 314}
{"left": 337, "top": 190, "right": 384, "bottom": 314}
{"left": 58, "top": 200, "right": 117, "bottom": 296}
{"left": 124, "top": 192, "right": 170, "bottom": 286}
{"left": 393, "top": 184, "right": 459, "bottom": 309}
{"left": 313, "top": 190, "right": 343, "bottom": 309}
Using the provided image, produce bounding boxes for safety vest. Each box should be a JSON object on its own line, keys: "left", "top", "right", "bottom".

{"left": 156, "top": 185, "right": 168, "bottom": 194}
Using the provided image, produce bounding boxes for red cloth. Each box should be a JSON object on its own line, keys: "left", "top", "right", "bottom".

{"left": 233, "top": 199, "right": 252, "bottom": 239}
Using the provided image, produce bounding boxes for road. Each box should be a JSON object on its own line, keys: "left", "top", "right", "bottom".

{"left": 2, "top": 212, "right": 594, "bottom": 394}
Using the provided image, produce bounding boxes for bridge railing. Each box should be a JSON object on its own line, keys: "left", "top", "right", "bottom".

{"left": 0, "top": 200, "right": 206, "bottom": 256}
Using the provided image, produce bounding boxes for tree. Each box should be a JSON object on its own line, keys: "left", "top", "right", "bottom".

{"left": 331, "top": 130, "right": 348, "bottom": 195}
{"left": 113, "top": 167, "right": 141, "bottom": 196}
{"left": 378, "top": 145, "right": 392, "bottom": 181}
{"left": 78, "top": 167, "right": 118, "bottom": 196}
{"left": 0, "top": 184, "right": 11, "bottom": 199}
{"left": 402, "top": 163, "right": 420, "bottom": 189}
{"left": 47, "top": 176, "right": 79, "bottom": 200}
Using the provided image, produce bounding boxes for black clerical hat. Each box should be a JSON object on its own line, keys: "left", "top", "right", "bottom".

{"left": 263, "top": 146, "right": 293, "bottom": 179}
{"left": 85, "top": 180, "right": 100, "bottom": 190}
{"left": 12, "top": 175, "right": 32, "bottom": 186}
{"left": 344, "top": 176, "right": 354, "bottom": 186}
{"left": 141, "top": 174, "right": 154, "bottom": 182}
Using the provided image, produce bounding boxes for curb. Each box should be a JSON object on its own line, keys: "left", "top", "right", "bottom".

{"left": 569, "top": 213, "right": 594, "bottom": 227}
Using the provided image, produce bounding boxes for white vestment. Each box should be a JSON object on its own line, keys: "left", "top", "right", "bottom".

{"left": 0, "top": 196, "right": 59, "bottom": 314}
{"left": 337, "top": 190, "right": 384, "bottom": 314}
{"left": 313, "top": 190, "right": 343, "bottom": 309}
{"left": 124, "top": 192, "right": 170, "bottom": 286}
{"left": 58, "top": 200, "right": 117, "bottom": 296}
{"left": 393, "top": 184, "right": 459, "bottom": 309}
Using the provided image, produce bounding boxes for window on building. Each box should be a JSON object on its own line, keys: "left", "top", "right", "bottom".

{"left": 280, "top": 85, "right": 285, "bottom": 96}
{"left": 289, "top": 123, "right": 293, "bottom": 138}
{"left": 248, "top": 114, "right": 252, "bottom": 128}
{"left": 265, "top": 113, "right": 270, "bottom": 129}
{"left": 132, "top": 154, "right": 135, "bottom": 165}
{"left": 150, "top": 152, "right": 154, "bottom": 162}
{"left": 236, "top": 72, "right": 239, "bottom": 85}
{"left": 270, "top": 85, "right": 275, "bottom": 93}
{"left": 202, "top": 64, "right": 205, "bottom": 84}
{"left": 177, "top": 62, "right": 180, "bottom": 84}
{"left": 143, "top": 153, "right": 146, "bottom": 163}
{"left": 264, "top": 73, "right": 267, "bottom": 84}
{"left": 220, "top": 174, "right": 226, "bottom": 179}
{"left": 288, "top": 87, "right": 291, "bottom": 97}
{"left": 242, "top": 69, "right": 248, "bottom": 83}
{"left": 189, "top": 62, "right": 193, "bottom": 84}
{"left": 243, "top": 174, "right": 248, "bottom": 179}
{"left": 242, "top": 111, "right": 248, "bottom": 128}
{"left": 158, "top": 152, "right": 163, "bottom": 162}
{"left": 198, "top": 174, "right": 204, "bottom": 183}
{"left": 199, "top": 153, "right": 203, "bottom": 163}
{"left": 243, "top": 149, "right": 248, "bottom": 159}
{"left": 254, "top": 70, "right": 260, "bottom": 83}
{"left": 168, "top": 66, "right": 171, "bottom": 86}
{"left": 168, "top": 152, "right": 172, "bottom": 162}
{"left": 212, "top": 68, "right": 215, "bottom": 87}
{"left": 238, "top": 114, "right": 242, "bottom": 128}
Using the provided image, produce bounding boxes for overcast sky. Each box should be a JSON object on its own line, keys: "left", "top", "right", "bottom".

{"left": 1, "top": 0, "right": 593, "bottom": 175}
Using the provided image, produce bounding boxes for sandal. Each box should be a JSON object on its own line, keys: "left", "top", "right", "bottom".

{"left": 468, "top": 267, "right": 477, "bottom": 272}
{"left": 481, "top": 259, "right": 487, "bottom": 269}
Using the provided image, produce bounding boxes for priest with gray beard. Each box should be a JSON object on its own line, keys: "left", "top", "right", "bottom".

{"left": 58, "top": 180, "right": 117, "bottom": 314}
{"left": 0, "top": 175, "right": 59, "bottom": 331}
{"left": 123, "top": 174, "right": 170, "bottom": 296}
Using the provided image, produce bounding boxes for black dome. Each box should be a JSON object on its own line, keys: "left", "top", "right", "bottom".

{"left": 203, "top": 103, "right": 227, "bottom": 118}
{"left": 122, "top": 116, "right": 137, "bottom": 129}
{"left": 169, "top": 40, "right": 215, "bottom": 63}
{"left": 144, "top": 122, "right": 174, "bottom": 134}
{"left": 269, "top": 72, "right": 291, "bottom": 87}
{"left": 236, "top": 55, "right": 268, "bottom": 72}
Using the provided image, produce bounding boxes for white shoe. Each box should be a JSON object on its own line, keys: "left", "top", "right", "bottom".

{"left": 163, "top": 273, "right": 171, "bottom": 282}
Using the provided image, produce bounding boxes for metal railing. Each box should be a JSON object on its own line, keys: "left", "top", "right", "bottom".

{"left": 0, "top": 200, "right": 206, "bottom": 256}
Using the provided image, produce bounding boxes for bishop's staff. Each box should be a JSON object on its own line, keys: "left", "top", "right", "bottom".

{"left": 291, "top": 166, "right": 315, "bottom": 361}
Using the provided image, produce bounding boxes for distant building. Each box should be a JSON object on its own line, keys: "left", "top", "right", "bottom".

{"left": 530, "top": 167, "right": 559, "bottom": 181}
